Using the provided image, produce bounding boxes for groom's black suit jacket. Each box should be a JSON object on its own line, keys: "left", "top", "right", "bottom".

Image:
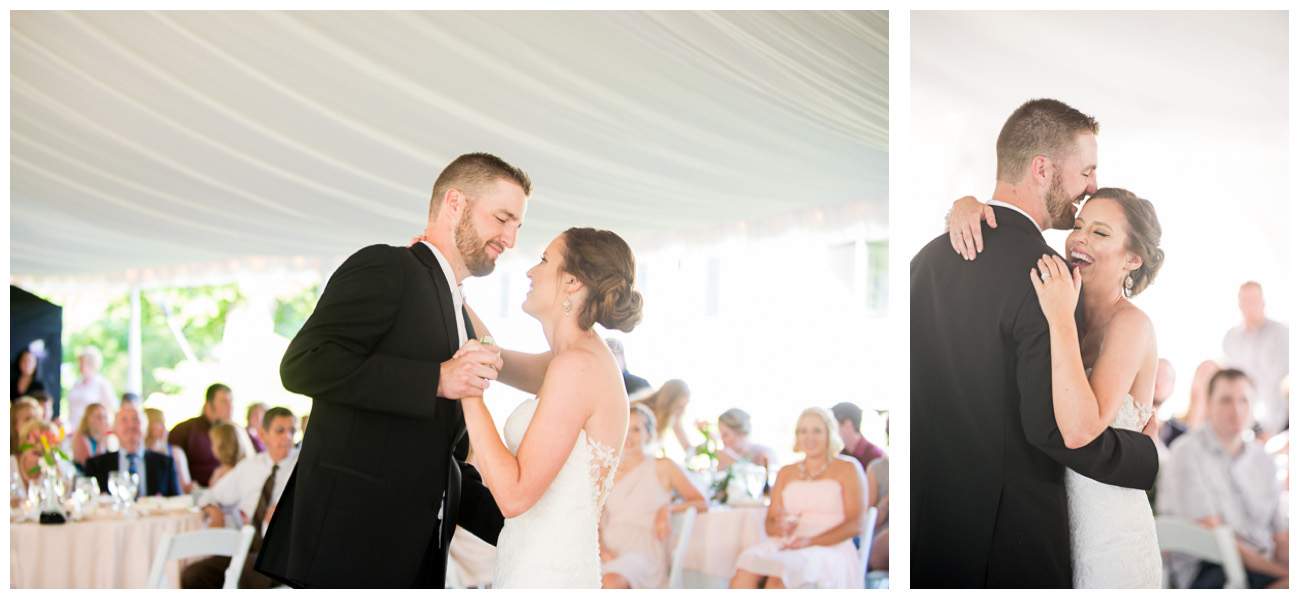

{"left": 255, "top": 243, "right": 504, "bottom": 588}
{"left": 910, "top": 206, "right": 1158, "bottom": 588}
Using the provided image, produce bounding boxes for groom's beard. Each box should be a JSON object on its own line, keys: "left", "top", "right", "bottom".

{"left": 1045, "top": 172, "right": 1083, "bottom": 230}
{"left": 456, "top": 205, "right": 498, "bottom": 277}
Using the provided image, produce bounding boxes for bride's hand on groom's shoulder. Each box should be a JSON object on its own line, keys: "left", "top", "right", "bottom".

{"left": 947, "top": 196, "right": 997, "bottom": 261}
{"left": 438, "top": 340, "right": 503, "bottom": 400}
{"left": 1029, "top": 254, "right": 1082, "bottom": 326}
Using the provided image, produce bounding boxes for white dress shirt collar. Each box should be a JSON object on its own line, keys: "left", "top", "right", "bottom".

{"left": 420, "top": 241, "right": 468, "bottom": 345}
{"left": 987, "top": 200, "right": 1043, "bottom": 235}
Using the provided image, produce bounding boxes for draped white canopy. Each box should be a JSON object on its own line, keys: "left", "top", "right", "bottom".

{"left": 10, "top": 10, "right": 888, "bottom": 282}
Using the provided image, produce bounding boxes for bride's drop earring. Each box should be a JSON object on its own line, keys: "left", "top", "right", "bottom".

{"left": 563, "top": 298, "right": 571, "bottom": 317}
{"left": 1124, "top": 274, "right": 1134, "bottom": 296}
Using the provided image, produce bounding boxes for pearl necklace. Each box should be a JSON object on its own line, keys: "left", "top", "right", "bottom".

{"left": 798, "top": 459, "right": 830, "bottom": 480}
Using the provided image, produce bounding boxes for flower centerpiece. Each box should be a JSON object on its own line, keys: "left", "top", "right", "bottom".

{"left": 18, "top": 428, "right": 70, "bottom": 524}
{"left": 688, "top": 419, "right": 741, "bottom": 504}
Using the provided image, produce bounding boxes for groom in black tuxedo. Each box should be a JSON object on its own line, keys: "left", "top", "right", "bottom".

{"left": 911, "top": 100, "right": 1158, "bottom": 588}
{"left": 256, "top": 153, "right": 529, "bottom": 588}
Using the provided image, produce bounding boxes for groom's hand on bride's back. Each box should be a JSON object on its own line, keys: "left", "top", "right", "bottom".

{"left": 438, "top": 340, "right": 504, "bottom": 399}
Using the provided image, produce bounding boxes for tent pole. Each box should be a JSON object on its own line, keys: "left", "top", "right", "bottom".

{"left": 128, "top": 285, "right": 143, "bottom": 397}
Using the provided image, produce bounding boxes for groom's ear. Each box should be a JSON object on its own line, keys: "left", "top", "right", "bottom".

{"left": 1030, "top": 155, "right": 1052, "bottom": 185}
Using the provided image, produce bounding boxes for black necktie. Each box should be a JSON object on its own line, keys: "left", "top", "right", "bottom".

{"left": 250, "top": 464, "right": 278, "bottom": 552}
{"left": 127, "top": 453, "right": 140, "bottom": 498}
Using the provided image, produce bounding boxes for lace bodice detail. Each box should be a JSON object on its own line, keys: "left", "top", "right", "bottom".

{"left": 493, "top": 397, "right": 616, "bottom": 588}
{"left": 588, "top": 437, "right": 618, "bottom": 510}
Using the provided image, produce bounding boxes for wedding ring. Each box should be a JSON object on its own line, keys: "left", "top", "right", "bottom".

{"left": 1040, "top": 271, "right": 1051, "bottom": 281}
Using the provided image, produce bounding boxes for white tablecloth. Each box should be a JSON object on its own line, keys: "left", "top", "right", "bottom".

{"left": 10, "top": 509, "right": 204, "bottom": 588}
{"left": 681, "top": 505, "right": 769, "bottom": 586}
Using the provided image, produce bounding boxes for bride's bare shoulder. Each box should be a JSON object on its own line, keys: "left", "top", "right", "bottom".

{"left": 1112, "top": 302, "right": 1155, "bottom": 339}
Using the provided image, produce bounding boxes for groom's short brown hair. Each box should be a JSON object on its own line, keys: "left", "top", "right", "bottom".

{"left": 428, "top": 152, "right": 532, "bottom": 218}
{"left": 996, "top": 99, "right": 1099, "bottom": 183}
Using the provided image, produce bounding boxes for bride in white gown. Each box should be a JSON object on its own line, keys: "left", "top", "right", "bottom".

{"left": 458, "top": 227, "right": 644, "bottom": 588}
{"left": 952, "top": 188, "right": 1165, "bottom": 588}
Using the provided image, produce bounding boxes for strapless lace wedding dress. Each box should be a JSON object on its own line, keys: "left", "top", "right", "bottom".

{"left": 492, "top": 398, "right": 618, "bottom": 588}
{"left": 1065, "top": 373, "right": 1161, "bottom": 588}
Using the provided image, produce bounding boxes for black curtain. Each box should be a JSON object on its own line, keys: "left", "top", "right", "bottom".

{"left": 11, "top": 285, "right": 63, "bottom": 417}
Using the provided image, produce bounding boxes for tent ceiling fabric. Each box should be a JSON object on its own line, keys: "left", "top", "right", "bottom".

{"left": 10, "top": 10, "right": 888, "bottom": 278}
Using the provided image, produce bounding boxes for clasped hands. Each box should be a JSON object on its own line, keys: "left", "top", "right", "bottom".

{"left": 438, "top": 338, "right": 504, "bottom": 400}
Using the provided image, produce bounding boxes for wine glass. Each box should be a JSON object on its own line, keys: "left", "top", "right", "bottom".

{"left": 106, "top": 471, "right": 122, "bottom": 511}
{"left": 72, "top": 476, "right": 97, "bottom": 519}
{"left": 781, "top": 510, "right": 802, "bottom": 543}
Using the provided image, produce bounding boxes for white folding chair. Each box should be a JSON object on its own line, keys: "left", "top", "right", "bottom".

{"left": 146, "top": 525, "right": 256, "bottom": 589}
{"left": 666, "top": 506, "right": 698, "bottom": 589}
{"left": 1154, "top": 515, "right": 1247, "bottom": 589}
{"left": 857, "top": 506, "right": 878, "bottom": 579}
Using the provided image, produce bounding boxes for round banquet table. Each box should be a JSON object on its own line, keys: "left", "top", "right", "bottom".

{"left": 10, "top": 508, "right": 205, "bottom": 588}
{"left": 681, "top": 504, "right": 769, "bottom": 587}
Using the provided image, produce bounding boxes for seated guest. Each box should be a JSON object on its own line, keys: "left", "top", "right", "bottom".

{"left": 1163, "top": 359, "right": 1220, "bottom": 447}
{"left": 1158, "top": 369, "right": 1288, "bottom": 589}
{"left": 144, "top": 407, "right": 194, "bottom": 494}
{"left": 716, "top": 408, "right": 778, "bottom": 473}
{"left": 71, "top": 402, "right": 111, "bottom": 470}
{"left": 245, "top": 402, "right": 268, "bottom": 453}
{"left": 168, "top": 383, "right": 234, "bottom": 487}
{"left": 866, "top": 456, "right": 889, "bottom": 572}
{"left": 10, "top": 397, "right": 43, "bottom": 456}
{"left": 208, "top": 422, "right": 245, "bottom": 486}
{"left": 183, "top": 407, "right": 298, "bottom": 589}
{"left": 84, "top": 404, "right": 180, "bottom": 497}
{"left": 731, "top": 407, "right": 867, "bottom": 589}
{"left": 830, "top": 402, "right": 884, "bottom": 469}
{"left": 600, "top": 404, "right": 709, "bottom": 589}
{"left": 11, "top": 348, "right": 45, "bottom": 401}
{"left": 634, "top": 379, "right": 693, "bottom": 455}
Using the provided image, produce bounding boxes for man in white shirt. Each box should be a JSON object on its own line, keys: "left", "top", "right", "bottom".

{"left": 182, "top": 407, "right": 298, "bottom": 588}
{"left": 1158, "top": 369, "right": 1288, "bottom": 588}
{"left": 1222, "top": 281, "right": 1289, "bottom": 437}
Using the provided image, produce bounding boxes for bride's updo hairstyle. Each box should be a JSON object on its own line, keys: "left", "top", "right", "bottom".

{"left": 1092, "top": 187, "right": 1164, "bottom": 298}
{"left": 559, "top": 227, "right": 644, "bottom": 333}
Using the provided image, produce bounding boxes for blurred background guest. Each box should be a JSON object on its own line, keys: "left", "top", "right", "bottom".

{"left": 1222, "top": 282, "right": 1289, "bottom": 438}
{"left": 1151, "top": 358, "right": 1176, "bottom": 458}
{"left": 184, "top": 407, "right": 298, "bottom": 589}
{"left": 66, "top": 345, "right": 117, "bottom": 430}
{"left": 1158, "top": 369, "right": 1288, "bottom": 589}
{"left": 10, "top": 397, "right": 44, "bottom": 456}
{"left": 634, "top": 379, "right": 693, "bottom": 456}
{"left": 11, "top": 349, "right": 45, "bottom": 401}
{"left": 715, "top": 408, "right": 778, "bottom": 474}
{"left": 119, "top": 392, "right": 140, "bottom": 407}
{"left": 245, "top": 402, "right": 268, "bottom": 453}
{"left": 606, "top": 337, "right": 651, "bottom": 400}
{"left": 144, "top": 407, "right": 194, "bottom": 494}
{"left": 70, "top": 402, "right": 110, "bottom": 471}
{"left": 601, "top": 404, "right": 709, "bottom": 589}
{"left": 866, "top": 456, "right": 889, "bottom": 572}
{"left": 207, "top": 422, "right": 245, "bottom": 487}
{"left": 84, "top": 404, "right": 180, "bottom": 497}
{"left": 1163, "top": 359, "right": 1221, "bottom": 447}
{"left": 830, "top": 402, "right": 885, "bottom": 469}
{"left": 731, "top": 407, "right": 866, "bottom": 589}
{"left": 168, "top": 383, "right": 233, "bottom": 487}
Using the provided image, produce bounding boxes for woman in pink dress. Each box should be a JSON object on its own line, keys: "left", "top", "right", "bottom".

{"left": 730, "top": 407, "right": 868, "bottom": 589}
{"left": 600, "top": 404, "right": 709, "bottom": 588}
